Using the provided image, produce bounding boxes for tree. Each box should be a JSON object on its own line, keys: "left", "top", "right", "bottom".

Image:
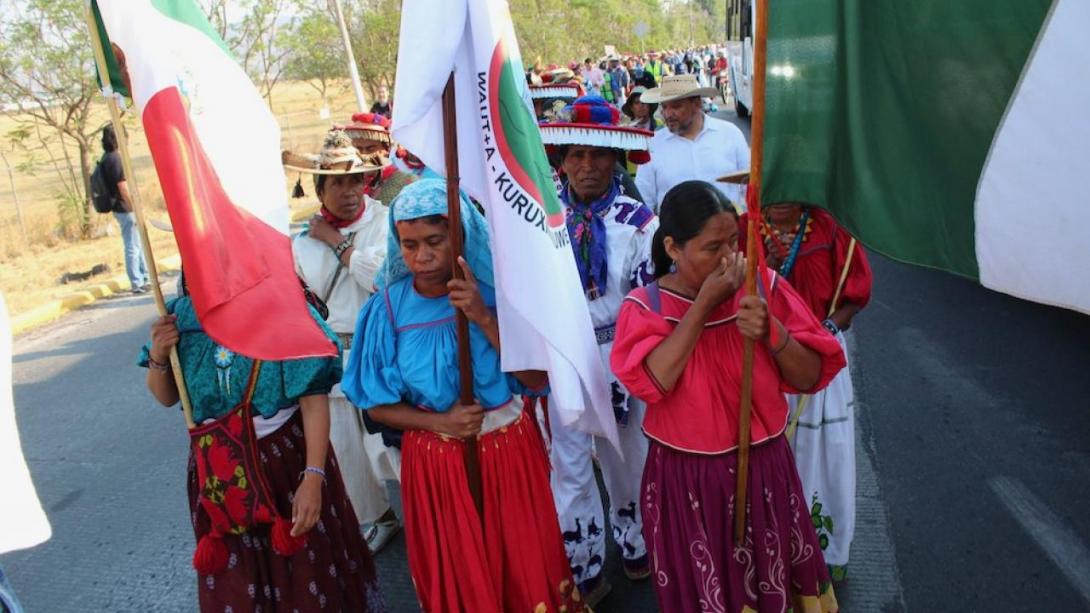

{"left": 226, "top": 0, "right": 301, "bottom": 108}
{"left": 282, "top": 7, "right": 345, "bottom": 101}
{"left": 341, "top": 0, "right": 401, "bottom": 101}
{"left": 0, "top": 0, "right": 102, "bottom": 237}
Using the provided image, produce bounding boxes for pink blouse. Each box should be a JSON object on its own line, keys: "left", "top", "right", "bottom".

{"left": 610, "top": 276, "right": 845, "bottom": 455}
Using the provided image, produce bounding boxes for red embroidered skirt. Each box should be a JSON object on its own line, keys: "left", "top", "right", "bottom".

{"left": 187, "top": 412, "right": 383, "bottom": 612}
{"left": 401, "top": 411, "right": 584, "bottom": 612}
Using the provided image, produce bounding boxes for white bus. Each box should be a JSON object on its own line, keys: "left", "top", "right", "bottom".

{"left": 725, "top": 0, "right": 755, "bottom": 118}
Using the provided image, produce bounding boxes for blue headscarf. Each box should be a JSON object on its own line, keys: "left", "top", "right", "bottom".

{"left": 378, "top": 178, "right": 494, "bottom": 289}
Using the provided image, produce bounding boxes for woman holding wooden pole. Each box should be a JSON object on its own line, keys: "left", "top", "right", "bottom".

{"left": 610, "top": 181, "right": 844, "bottom": 612}
{"left": 341, "top": 178, "right": 584, "bottom": 612}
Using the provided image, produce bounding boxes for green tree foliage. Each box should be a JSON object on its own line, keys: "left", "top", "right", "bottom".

{"left": 0, "top": 0, "right": 102, "bottom": 237}
{"left": 282, "top": 6, "right": 345, "bottom": 101}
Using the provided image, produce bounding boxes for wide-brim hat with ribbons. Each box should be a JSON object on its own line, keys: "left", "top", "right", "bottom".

{"left": 640, "top": 74, "right": 720, "bottom": 104}
{"left": 529, "top": 82, "right": 585, "bottom": 100}
{"left": 542, "top": 67, "right": 576, "bottom": 84}
{"left": 282, "top": 129, "right": 388, "bottom": 175}
{"left": 337, "top": 112, "right": 391, "bottom": 146}
{"left": 538, "top": 95, "right": 654, "bottom": 164}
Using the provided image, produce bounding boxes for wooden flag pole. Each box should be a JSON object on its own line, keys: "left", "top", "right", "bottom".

{"left": 734, "top": 0, "right": 769, "bottom": 544}
{"left": 84, "top": 2, "right": 195, "bottom": 429}
{"left": 441, "top": 73, "right": 485, "bottom": 518}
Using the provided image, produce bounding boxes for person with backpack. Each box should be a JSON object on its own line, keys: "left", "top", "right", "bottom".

{"left": 95, "top": 125, "right": 149, "bottom": 294}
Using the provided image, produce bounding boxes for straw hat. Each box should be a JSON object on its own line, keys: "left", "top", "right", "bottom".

{"left": 716, "top": 168, "right": 751, "bottom": 184}
{"left": 538, "top": 95, "right": 653, "bottom": 164}
{"left": 639, "top": 74, "right": 719, "bottom": 104}
{"left": 529, "top": 82, "right": 584, "bottom": 101}
{"left": 338, "top": 112, "right": 391, "bottom": 146}
{"left": 282, "top": 129, "right": 387, "bottom": 175}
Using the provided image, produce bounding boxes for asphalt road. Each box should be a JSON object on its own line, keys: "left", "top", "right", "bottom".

{"left": 4, "top": 109, "right": 1090, "bottom": 612}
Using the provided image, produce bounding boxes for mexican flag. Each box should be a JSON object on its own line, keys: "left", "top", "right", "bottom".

{"left": 93, "top": 1, "right": 336, "bottom": 359}
{"left": 763, "top": 0, "right": 1090, "bottom": 314}
{"left": 391, "top": 0, "right": 619, "bottom": 446}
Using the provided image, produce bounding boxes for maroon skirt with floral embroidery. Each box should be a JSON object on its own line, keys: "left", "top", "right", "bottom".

{"left": 187, "top": 411, "right": 384, "bottom": 612}
{"left": 641, "top": 436, "right": 837, "bottom": 613}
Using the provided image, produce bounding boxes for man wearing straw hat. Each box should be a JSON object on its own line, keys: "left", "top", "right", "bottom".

{"left": 286, "top": 129, "right": 403, "bottom": 554}
{"left": 635, "top": 74, "right": 751, "bottom": 212}
{"left": 538, "top": 96, "right": 658, "bottom": 604}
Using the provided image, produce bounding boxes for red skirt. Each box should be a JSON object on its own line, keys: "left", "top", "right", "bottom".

{"left": 187, "top": 412, "right": 383, "bottom": 612}
{"left": 402, "top": 411, "right": 584, "bottom": 612}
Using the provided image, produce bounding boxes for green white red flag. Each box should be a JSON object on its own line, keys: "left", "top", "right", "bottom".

{"left": 763, "top": 0, "right": 1090, "bottom": 314}
{"left": 93, "top": 0, "right": 336, "bottom": 359}
{"left": 390, "top": 0, "right": 619, "bottom": 446}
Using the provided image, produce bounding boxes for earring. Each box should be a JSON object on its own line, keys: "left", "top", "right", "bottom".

{"left": 669, "top": 260, "right": 678, "bottom": 273}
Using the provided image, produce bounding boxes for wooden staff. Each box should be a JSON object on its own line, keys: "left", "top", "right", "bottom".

{"left": 441, "top": 73, "right": 484, "bottom": 517}
{"left": 84, "top": 2, "right": 196, "bottom": 428}
{"left": 734, "top": 0, "right": 769, "bottom": 544}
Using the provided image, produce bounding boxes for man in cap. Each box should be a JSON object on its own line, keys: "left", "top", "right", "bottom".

{"left": 607, "top": 56, "right": 629, "bottom": 107}
{"left": 634, "top": 74, "right": 750, "bottom": 212}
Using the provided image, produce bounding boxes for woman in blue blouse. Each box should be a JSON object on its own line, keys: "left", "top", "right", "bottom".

{"left": 342, "top": 179, "right": 583, "bottom": 612}
{"left": 143, "top": 280, "right": 383, "bottom": 612}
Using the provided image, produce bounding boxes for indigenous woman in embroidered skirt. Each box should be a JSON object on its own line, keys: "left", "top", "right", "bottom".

{"left": 141, "top": 286, "right": 383, "bottom": 612}
{"left": 342, "top": 179, "right": 584, "bottom": 612}
{"left": 610, "top": 181, "right": 845, "bottom": 613}
{"left": 741, "top": 202, "right": 872, "bottom": 581}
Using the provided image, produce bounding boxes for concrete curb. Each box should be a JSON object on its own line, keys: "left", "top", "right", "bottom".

{"left": 12, "top": 254, "right": 183, "bottom": 336}
{"left": 10, "top": 206, "right": 320, "bottom": 337}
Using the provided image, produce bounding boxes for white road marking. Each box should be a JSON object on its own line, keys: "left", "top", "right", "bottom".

{"left": 990, "top": 475, "right": 1090, "bottom": 606}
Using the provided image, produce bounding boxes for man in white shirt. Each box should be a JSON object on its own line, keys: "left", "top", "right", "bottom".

{"left": 635, "top": 74, "right": 751, "bottom": 211}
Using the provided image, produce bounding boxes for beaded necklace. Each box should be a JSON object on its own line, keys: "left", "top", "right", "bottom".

{"left": 761, "top": 210, "right": 813, "bottom": 278}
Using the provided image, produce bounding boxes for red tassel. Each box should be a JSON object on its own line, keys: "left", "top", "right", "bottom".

{"left": 254, "top": 504, "right": 273, "bottom": 524}
{"left": 192, "top": 534, "right": 229, "bottom": 575}
{"left": 627, "top": 150, "right": 651, "bottom": 165}
{"left": 271, "top": 517, "right": 307, "bottom": 557}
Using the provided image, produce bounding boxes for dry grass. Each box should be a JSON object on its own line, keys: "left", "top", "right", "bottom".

{"left": 0, "top": 79, "right": 362, "bottom": 318}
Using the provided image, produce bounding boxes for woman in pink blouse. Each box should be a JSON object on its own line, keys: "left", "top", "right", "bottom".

{"left": 610, "top": 181, "right": 845, "bottom": 613}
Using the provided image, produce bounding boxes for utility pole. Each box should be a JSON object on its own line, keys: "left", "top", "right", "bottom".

{"left": 331, "top": 0, "right": 367, "bottom": 113}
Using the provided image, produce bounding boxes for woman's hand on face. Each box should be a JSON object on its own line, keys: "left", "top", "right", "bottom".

{"left": 448, "top": 257, "right": 492, "bottom": 326}
{"left": 290, "top": 474, "right": 323, "bottom": 537}
{"left": 437, "top": 401, "right": 484, "bottom": 439}
{"left": 695, "top": 252, "right": 745, "bottom": 312}
{"left": 308, "top": 215, "right": 341, "bottom": 247}
{"left": 149, "top": 315, "right": 179, "bottom": 363}
{"left": 736, "top": 295, "right": 770, "bottom": 341}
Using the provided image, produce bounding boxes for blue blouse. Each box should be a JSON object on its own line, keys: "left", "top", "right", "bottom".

{"left": 342, "top": 277, "right": 527, "bottom": 413}
{"left": 138, "top": 296, "right": 343, "bottom": 423}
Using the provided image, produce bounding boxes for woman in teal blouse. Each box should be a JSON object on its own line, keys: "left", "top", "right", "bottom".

{"left": 142, "top": 283, "right": 383, "bottom": 612}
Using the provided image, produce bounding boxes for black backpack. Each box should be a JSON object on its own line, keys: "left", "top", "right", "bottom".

{"left": 90, "top": 160, "right": 118, "bottom": 214}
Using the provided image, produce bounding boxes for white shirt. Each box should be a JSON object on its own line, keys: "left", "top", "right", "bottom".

{"left": 293, "top": 197, "right": 388, "bottom": 398}
{"left": 293, "top": 196, "right": 389, "bottom": 336}
{"left": 635, "top": 114, "right": 751, "bottom": 211}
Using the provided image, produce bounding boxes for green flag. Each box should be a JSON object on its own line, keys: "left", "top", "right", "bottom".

{"left": 762, "top": 0, "right": 1089, "bottom": 314}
